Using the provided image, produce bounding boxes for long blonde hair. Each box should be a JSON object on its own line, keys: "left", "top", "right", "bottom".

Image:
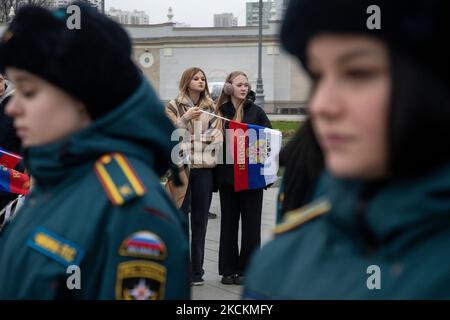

{"left": 216, "top": 71, "right": 249, "bottom": 124}
{"left": 178, "top": 67, "right": 210, "bottom": 105}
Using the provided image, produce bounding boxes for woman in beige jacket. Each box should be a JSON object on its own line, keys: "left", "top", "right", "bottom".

{"left": 165, "top": 67, "right": 222, "bottom": 286}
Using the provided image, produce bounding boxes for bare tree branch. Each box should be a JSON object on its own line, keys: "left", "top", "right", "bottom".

{"left": 0, "top": 0, "right": 53, "bottom": 24}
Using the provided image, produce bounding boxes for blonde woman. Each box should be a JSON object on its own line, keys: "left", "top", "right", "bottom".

{"left": 215, "top": 71, "right": 271, "bottom": 285}
{"left": 165, "top": 67, "right": 222, "bottom": 286}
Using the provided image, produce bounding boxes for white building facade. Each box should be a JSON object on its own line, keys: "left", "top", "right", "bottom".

{"left": 274, "top": 0, "right": 289, "bottom": 20}
{"left": 126, "top": 21, "right": 310, "bottom": 113}
{"left": 246, "top": 1, "right": 273, "bottom": 26}
{"left": 107, "top": 7, "right": 149, "bottom": 25}
{"left": 213, "top": 13, "right": 238, "bottom": 28}
{"left": 52, "top": 0, "right": 103, "bottom": 11}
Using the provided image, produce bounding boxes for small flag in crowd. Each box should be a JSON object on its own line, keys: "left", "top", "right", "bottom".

{"left": 0, "top": 148, "right": 22, "bottom": 169}
{"left": 229, "top": 120, "right": 282, "bottom": 192}
{"left": 0, "top": 165, "right": 30, "bottom": 195}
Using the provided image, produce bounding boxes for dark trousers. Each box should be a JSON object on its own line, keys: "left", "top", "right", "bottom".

{"left": 218, "top": 187, "right": 263, "bottom": 276}
{"left": 186, "top": 168, "right": 214, "bottom": 280}
{"left": 180, "top": 179, "right": 191, "bottom": 215}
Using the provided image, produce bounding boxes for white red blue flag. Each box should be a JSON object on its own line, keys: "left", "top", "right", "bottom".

{"left": 229, "top": 120, "right": 282, "bottom": 192}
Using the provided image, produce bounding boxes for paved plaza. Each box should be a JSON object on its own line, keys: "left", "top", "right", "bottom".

{"left": 191, "top": 187, "right": 279, "bottom": 300}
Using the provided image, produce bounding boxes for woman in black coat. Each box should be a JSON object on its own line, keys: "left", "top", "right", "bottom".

{"left": 215, "top": 71, "right": 271, "bottom": 285}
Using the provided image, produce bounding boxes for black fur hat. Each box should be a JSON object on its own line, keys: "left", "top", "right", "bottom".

{"left": 0, "top": 1, "right": 141, "bottom": 120}
{"left": 281, "top": 0, "right": 450, "bottom": 88}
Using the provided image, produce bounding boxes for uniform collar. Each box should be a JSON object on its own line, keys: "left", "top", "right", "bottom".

{"left": 321, "top": 162, "right": 450, "bottom": 254}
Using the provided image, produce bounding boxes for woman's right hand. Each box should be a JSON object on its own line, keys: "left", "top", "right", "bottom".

{"left": 182, "top": 107, "right": 202, "bottom": 121}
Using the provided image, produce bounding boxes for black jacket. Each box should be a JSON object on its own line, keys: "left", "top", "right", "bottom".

{"left": 0, "top": 85, "right": 20, "bottom": 155}
{"left": 0, "top": 84, "right": 20, "bottom": 210}
{"left": 215, "top": 99, "right": 272, "bottom": 190}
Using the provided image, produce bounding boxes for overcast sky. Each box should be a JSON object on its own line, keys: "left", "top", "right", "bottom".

{"left": 105, "top": 0, "right": 247, "bottom": 27}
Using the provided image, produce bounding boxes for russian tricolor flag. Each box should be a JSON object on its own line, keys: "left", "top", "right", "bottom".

{"left": 0, "top": 166, "right": 30, "bottom": 195}
{"left": 0, "top": 148, "right": 22, "bottom": 169}
{"left": 229, "top": 120, "right": 282, "bottom": 192}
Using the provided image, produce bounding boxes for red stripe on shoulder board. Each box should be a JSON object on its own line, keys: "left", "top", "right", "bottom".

{"left": 94, "top": 161, "right": 121, "bottom": 206}
{"left": 118, "top": 154, "right": 147, "bottom": 193}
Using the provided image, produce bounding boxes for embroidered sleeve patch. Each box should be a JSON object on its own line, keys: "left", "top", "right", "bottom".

{"left": 94, "top": 153, "right": 146, "bottom": 206}
{"left": 119, "top": 231, "right": 167, "bottom": 260}
{"left": 27, "top": 227, "right": 85, "bottom": 267}
{"left": 116, "top": 261, "right": 166, "bottom": 300}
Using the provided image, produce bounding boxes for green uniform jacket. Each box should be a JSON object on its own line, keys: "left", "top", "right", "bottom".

{"left": 244, "top": 163, "right": 450, "bottom": 299}
{"left": 0, "top": 80, "right": 190, "bottom": 300}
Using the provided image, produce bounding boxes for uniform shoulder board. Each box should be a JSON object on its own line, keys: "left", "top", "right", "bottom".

{"left": 274, "top": 198, "right": 331, "bottom": 235}
{"left": 94, "top": 153, "right": 146, "bottom": 206}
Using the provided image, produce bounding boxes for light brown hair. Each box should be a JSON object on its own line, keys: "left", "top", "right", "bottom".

{"left": 178, "top": 67, "right": 210, "bottom": 104}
